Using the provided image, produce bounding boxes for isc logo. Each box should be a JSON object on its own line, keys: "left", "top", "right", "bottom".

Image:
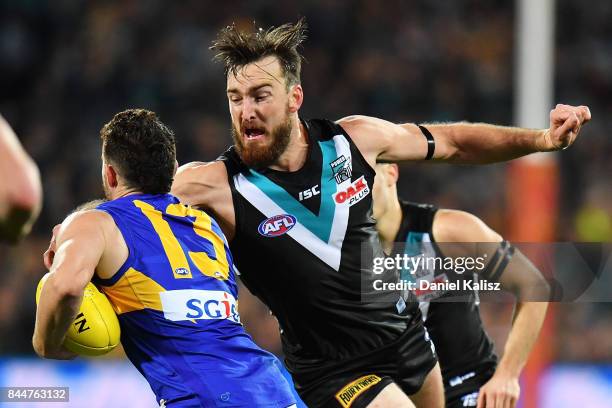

{"left": 258, "top": 214, "right": 296, "bottom": 237}
{"left": 159, "top": 289, "right": 240, "bottom": 323}
{"left": 298, "top": 185, "right": 320, "bottom": 201}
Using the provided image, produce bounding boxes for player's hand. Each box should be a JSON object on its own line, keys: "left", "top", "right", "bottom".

{"left": 476, "top": 372, "right": 520, "bottom": 408}
{"left": 540, "top": 104, "right": 591, "bottom": 151}
{"left": 43, "top": 224, "right": 61, "bottom": 270}
{"left": 32, "top": 337, "right": 77, "bottom": 360}
{"left": 43, "top": 345, "right": 77, "bottom": 360}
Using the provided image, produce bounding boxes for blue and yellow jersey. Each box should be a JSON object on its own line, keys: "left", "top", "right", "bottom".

{"left": 94, "top": 193, "right": 296, "bottom": 408}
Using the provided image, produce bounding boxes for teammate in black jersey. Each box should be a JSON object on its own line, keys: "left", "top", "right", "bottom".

{"left": 169, "top": 19, "right": 589, "bottom": 407}
{"left": 372, "top": 163, "right": 550, "bottom": 408}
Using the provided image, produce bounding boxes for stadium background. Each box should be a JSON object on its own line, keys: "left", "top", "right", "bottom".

{"left": 0, "top": 0, "right": 610, "bottom": 407}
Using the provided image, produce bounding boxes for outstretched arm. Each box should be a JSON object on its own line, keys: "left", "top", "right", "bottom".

{"left": 432, "top": 210, "right": 549, "bottom": 408}
{"left": 338, "top": 104, "right": 591, "bottom": 166}
{"left": 33, "top": 211, "right": 107, "bottom": 359}
{"left": 0, "top": 115, "right": 42, "bottom": 243}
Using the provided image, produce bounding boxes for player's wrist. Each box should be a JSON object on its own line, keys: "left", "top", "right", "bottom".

{"left": 494, "top": 360, "right": 523, "bottom": 379}
{"left": 535, "top": 128, "right": 553, "bottom": 152}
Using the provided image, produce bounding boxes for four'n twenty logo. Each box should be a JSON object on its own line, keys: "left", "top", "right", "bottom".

{"left": 258, "top": 214, "right": 297, "bottom": 237}
{"left": 74, "top": 312, "right": 90, "bottom": 333}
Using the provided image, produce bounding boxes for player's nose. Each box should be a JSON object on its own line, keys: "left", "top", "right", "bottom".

{"left": 241, "top": 98, "right": 257, "bottom": 121}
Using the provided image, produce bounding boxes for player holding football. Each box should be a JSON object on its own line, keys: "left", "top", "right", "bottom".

{"left": 33, "top": 109, "right": 298, "bottom": 408}
{"left": 372, "top": 163, "right": 549, "bottom": 408}
{"left": 0, "top": 114, "right": 42, "bottom": 243}
{"left": 171, "top": 19, "right": 589, "bottom": 408}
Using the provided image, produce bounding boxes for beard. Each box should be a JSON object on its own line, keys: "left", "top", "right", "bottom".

{"left": 232, "top": 114, "right": 293, "bottom": 169}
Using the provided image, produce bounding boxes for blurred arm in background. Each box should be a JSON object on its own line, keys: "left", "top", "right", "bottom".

{"left": 433, "top": 210, "right": 550, "bottom": 408}
{"left": 0, "top": 115, "right": 42, "bottom": 243}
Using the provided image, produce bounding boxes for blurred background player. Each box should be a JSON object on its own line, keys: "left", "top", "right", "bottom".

{"left": 0, "top": 114, "right": 42, "bottom": 243}
{"left": 372, "top": 163, "right": 550, "bottom": 408}
{"left": 33, "top": 109, "right": 297, "bottom": 408}
{"left": 171, "top": 19, "right": 589, "bottom": 408}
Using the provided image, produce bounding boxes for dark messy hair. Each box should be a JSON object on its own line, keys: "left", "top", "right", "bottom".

{"left": 100, "top": 109, "right": 176, "bottom": 194}
{"left": 210, "top": 18, "right": 307, "bottom": 88}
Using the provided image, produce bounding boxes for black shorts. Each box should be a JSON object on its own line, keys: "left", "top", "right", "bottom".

{"left": 293, "top": 314, "right": 438, "bottom": 408}
{"left": 445, "top": 365, "right": 496, "bottom": 408}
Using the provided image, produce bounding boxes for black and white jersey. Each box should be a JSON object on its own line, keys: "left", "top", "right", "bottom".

{"left": 219, "top": 119, "right": 417, "bottom": 368}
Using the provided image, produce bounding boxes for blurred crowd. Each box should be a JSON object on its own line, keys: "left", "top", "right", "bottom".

{"left": 0, "top": 0, "right": 610, "bottom": 363}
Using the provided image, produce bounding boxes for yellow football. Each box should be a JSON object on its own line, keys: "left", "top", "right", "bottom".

{"left": 36, "top": 273, "right": 121, "bottom": 356}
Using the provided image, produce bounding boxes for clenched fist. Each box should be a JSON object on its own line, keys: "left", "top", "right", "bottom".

{"left": 540, "top": 104, "right": 591, "bottom": 151}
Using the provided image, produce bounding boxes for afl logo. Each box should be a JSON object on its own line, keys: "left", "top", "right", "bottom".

{"left": 258, "top": 214, "right": 296, "bottom": 237}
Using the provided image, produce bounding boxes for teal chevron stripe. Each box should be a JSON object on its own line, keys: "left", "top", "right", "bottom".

{"left": 244, "top": 139, "right": 339, "bottom": 243}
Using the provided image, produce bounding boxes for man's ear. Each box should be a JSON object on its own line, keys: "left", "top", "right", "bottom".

{"left": 288, "top": 84, "right": 303, "bottom": 113}
{"left": 105, "top": 164, "right": 119, "bottom": 188}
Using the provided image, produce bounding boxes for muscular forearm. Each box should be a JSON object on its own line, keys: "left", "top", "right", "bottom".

{"left": 496, "top": 302, "right": 548, "bottom": 377}
{"left": 426, "top": 122, "right": 547, "bottom": 164}
{"left": 33, "top": 275, "right": 82, "bottom": 358}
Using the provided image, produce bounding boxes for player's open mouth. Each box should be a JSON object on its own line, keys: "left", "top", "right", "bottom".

{"left": 244, "top": 127, "right": 266, "bottom": 141}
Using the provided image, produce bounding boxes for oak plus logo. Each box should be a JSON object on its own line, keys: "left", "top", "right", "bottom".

{"left": 333, "top": 176, "right": 370, "bottom": 207}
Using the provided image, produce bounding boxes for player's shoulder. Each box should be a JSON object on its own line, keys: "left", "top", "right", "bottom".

{"left": 432, "top": 209, "right": 501, "bottom": 243}
{"left": 174, "top": 161, "right": 227, "bottom": 188}
{"left": 335, "top": 115, "right": 403, "bottom": 154}
{"left": 172, "top": 161, "right": 230, "bottom": 207}
{"left": 335, "top": 115, "right": 379, "bottom": 133}
{"left": 58, "top": 209, "right": 115, "bottom": 241}
{"left": 63, "top": 208, "right": 112, "bottom": 226}
{"left": 176, "top": 160, "right": 223, "bottom": 175}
